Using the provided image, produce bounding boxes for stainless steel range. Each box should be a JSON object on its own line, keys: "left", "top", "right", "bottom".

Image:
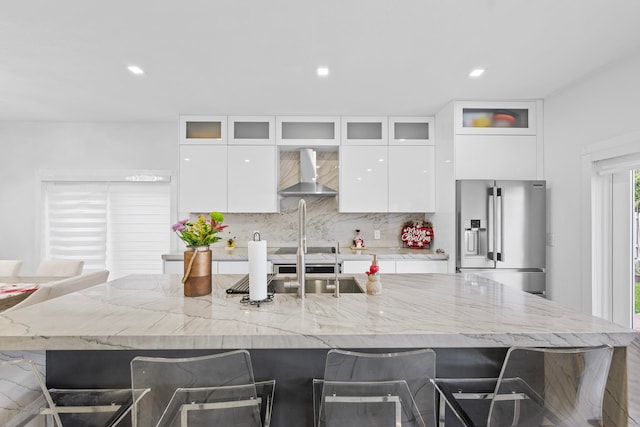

{"left": 272, "top": 246, "right": 339, "bottom": 274}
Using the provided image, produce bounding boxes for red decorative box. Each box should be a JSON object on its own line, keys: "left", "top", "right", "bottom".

{"left": 401, "top": 222, "right": 434, "bottom": 249}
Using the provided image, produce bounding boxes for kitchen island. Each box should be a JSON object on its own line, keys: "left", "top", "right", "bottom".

{"left": 0, "top": 273, "right": 638, "bottom": 426}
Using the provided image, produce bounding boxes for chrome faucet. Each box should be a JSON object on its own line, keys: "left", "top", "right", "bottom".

{"left": 296, "top": 198, "right": 307, "bottom": 299}
{"left": 334, "top": 241, "right": 340, "bottom": 298}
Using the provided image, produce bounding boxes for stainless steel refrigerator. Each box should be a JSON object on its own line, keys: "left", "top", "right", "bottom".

{"left": 456, "top": 180, "right": 546, "bottom": 295}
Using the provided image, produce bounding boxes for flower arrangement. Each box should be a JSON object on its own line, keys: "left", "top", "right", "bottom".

{"left": 172, "top": 212, "right": 227, "bottom": 248}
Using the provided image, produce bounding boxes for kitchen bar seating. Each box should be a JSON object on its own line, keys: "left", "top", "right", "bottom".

{"left": 0, "top": 358, "right": 62, "bottom": 426}
{"left": 131, "top": 350, "right": 275, "bottom": 427}
{"left": 314, "top": 348, "right": 437, "bottom": 427}
{"left": 432, "top": 345, "right": 614, "bottom": 427}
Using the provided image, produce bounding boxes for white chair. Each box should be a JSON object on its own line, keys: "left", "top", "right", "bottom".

{"left": 35, "top": 260, "right": 84, "bottom": 277}
{"left": 4, "top": 270, "right": 109, "bottom": 313}
{"left": 0, "top": 260, "right": 23, "bottom": 276}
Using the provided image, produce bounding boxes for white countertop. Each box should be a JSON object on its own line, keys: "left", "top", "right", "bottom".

{"left": 162, "top": 247, "right": 449, "bottom": 263}
{"left": 0, "top": 273, "right": 634, "bottom": 351}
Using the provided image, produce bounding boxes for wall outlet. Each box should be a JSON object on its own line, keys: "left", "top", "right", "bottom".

{"left": 374, "top": 230, "right": 381, "bottom": 240}
{"left": 546, "top": 232, "right": 554, "bottom": 246}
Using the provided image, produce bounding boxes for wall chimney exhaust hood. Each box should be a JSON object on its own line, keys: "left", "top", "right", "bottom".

{"left": 279, "top": 148, "right": 337, "bottom": 197}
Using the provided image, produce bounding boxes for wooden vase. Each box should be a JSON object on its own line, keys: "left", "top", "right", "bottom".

{"left": 182, "top": 246, "right": 212, "bottom": 297}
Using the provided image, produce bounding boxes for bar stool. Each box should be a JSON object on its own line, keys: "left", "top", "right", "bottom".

{"left": 0, "top": 356, "right": 146, "bottom": 427}
{"left": 130, "top": 350, "right": 275, "bottom": 427}
{"left": 314, "top": 348, "right": 437, "bottom": 427}
{"left": 432, "top": 345, "right": 614, "bottom": 427}
{"left": 0, "top": 358, "right": 62, "bottom": 426}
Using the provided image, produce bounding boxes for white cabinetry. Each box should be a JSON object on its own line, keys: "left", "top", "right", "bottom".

{"left": 163, "top": 260, "right": 219, "bottom": 275}
{"left": 455, "top": 134, "right": 538, "bottom": 180}
{"left": 163, "top": 259, "right": 272, "bottom": 275}
{"left": 228, "top": 116, "right": 275, "bottom": 145}
{"left": 388, "top": 145, "right": 435, "bottom": 212}
{"left": 179, "top": 145, "right": 228, "bottom": 213}
{"left": 227, "top": 145, "right": 278, "bottom": 212}
{"left": 179, "top": 115, "right": 278, "bottom": 214}
{"left": 395, "top": 260, "right": 447, "bottom": 273}
{"left": 340, "top": 115, "right": 436, "bottom": 213}
{"left": 276, "top": 116, "right": 340, "bottom": 147}
{"left": 342, "top": 259, "right": 396, "bottom": 274}
{"left": 389, "top": 117, "right": 434, "bottom": 145}
{"left": 180, "top": 116, "right": 227, "bottom": 144}
{"left": 452, "top": 101, "right": 543, "bottom": 180}
{"left": 341, "top": 117, "right": 388, "bottom": 146}
{"left": 339, "top": 145, "right": 388, "bottom": 212}
{"left": 455, "top": 101, "right": 537, "bottom": 135}
{"left": 342, "top": 259, "right": 446, "bottom": 274}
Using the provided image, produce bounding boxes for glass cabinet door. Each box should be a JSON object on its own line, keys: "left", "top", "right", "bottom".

{"left": 180, "top": 116, "right": 227, "bottom": 144}
{"left": 455, "top": 101, "right": 538, "bottom": 135}
{"left": 389, "top": 117, "right": 434, "bottom": 145}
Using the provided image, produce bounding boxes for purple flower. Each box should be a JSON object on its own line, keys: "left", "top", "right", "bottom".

{"left": 171, "top": 219, "right": 188, "bottom": 231}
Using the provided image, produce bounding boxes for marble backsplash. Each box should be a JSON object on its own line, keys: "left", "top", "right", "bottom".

{"left": 193, "top": 150, "right": 431, "bottom": 249}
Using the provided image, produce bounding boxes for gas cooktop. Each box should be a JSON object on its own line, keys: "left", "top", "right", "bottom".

{"left": 274, "top": 246, "right": 336, "bottom": 255}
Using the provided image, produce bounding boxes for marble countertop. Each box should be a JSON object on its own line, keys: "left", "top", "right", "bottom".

{"left": 0, "top": 273, "right": 635, "bottom": 351}
{"left": 162, "top": 247, "right": 449, "bottom": 263}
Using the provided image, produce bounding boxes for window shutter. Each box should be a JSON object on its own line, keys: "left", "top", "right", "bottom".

{"left": 42, "top": 180, "right": 170, "bottom": 279}
{"left": 107, "top": 183, "right": 171, "bottom": 278}
{"left": 42, "top": 182, "right": 108, "bottom": 272}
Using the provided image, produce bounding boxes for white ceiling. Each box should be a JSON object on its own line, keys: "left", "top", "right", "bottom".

{"left": 2, "top": 0, "right": 640, "bottom": 122}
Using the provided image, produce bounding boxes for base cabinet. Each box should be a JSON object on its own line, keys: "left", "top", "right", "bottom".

{"left": 163, "top": 260, "right": 272, "bottom": 275}
{"left": 342, "top": 259, "right": 446, "bottom": 274}
{"left": 163, "top": 260, "right": 219, "bottom": 275}
{"left": 342, "top": 259, "right": 396, "bottom": 274}
{"left": 395, "top": 260, "right": 447, "bottom": 273}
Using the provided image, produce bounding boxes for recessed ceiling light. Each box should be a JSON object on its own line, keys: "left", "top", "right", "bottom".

{"left": 127, "top": 65, "right": 145, "bottom": 75}
{"left": 469, "top": 68, "right": 485, "bottom": 78}
{"left": 317, "top": 66, "right": 330, "bottom": 77}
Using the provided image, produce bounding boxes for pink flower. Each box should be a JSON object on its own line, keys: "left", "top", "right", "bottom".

{"left": 171, "top": 219, "right": 189, "bottom": 231}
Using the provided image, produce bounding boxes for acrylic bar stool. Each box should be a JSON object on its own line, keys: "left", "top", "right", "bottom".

{"left": 131, "top": 350, "right": 275, "bottom": 427}
{"left": 432, "top": 345, "right": 614, "bottom": 427}
{"left": 314, "top": 348, "right": 437, "bottom": 427}
{"left": 0, "top": 358, "right": 62, "bottom": 427}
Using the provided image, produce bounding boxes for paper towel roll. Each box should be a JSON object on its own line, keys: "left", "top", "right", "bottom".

{"left": 248, "top": 240, "right": 268, "bottom": 301}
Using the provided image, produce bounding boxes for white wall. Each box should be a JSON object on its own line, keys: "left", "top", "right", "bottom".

{"left": 544, "top": 48, "right": 640, "bottom": 312}
{"left": 0, "top": 121, "right": 433, "bottom": 275}
{"left": 0, "top": 122, "right": 177, "bottom": 274}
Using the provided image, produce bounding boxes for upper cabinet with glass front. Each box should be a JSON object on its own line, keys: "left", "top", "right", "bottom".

{"left": 341, "top": 117, "right": 388, "bottom": 146}
{"left": 180, "top": 116, "right": 227, "bottom": 144}
{"left": 455, "top": 101, "right": 537, "bottom": 135}
{"left": 228, "top": 116, "right": 275, "bottom": 145}
{"left": 276, "top": 116, "right": 340, "bottom": 147}
{"left": 389, "top": 117, "right": 435, "bottom": 145}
